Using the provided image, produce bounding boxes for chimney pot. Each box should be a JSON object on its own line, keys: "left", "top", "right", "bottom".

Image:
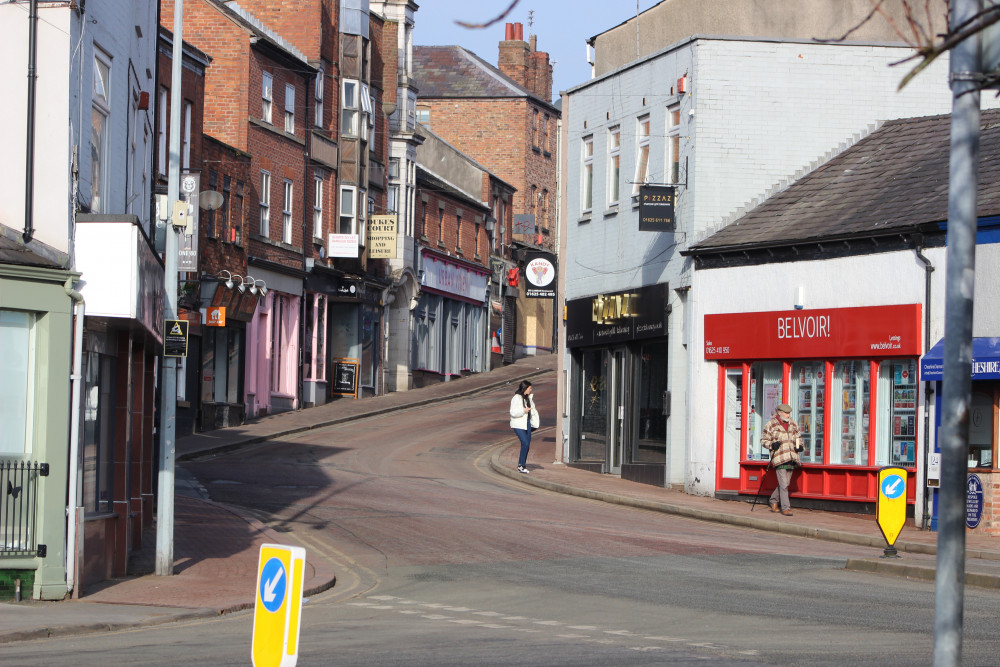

{"left": 505, "top": 23, "right": 514, "bottom": 40}
{"left": 514, "top": 22, "right": 523, "bottom": 41}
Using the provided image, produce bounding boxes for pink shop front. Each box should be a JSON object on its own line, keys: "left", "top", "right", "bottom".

{"left": 706, "top": 304, "right": 922, "bottom": 509}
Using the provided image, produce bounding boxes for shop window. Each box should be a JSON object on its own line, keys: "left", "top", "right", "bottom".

{"left": 831, "top": 360, "right": 870, "bottom": 465}
{"left": 875, "top": 360, "right": 918, "bottom": 467}
{"left": 968, "top": 386, "right": 996, "bottom": 468}
{"left": 748, "top": 361, "right": 783, "bottom": 461}
{"left": 361, "top": 304, "right": 379, "bottom": 389}
{"left": 722, "top": 368, "right": 743, "bottom": 475}
{"left": 0, "top": 310, "right": 34, "bottom": 456}
{"left": 791, "top": 361, "right": 825, "bottom": 464}
{"left": 577, "top": 349, "right": 608, "bottom": 461}
{"left": 635, "top": 341, "right": 668, "bottom": 464}
{"left": 203, "top": 327, "right": 244, "bottom": 405}
{"left": 82, "top": 350, "right": 113, "bottom": 513}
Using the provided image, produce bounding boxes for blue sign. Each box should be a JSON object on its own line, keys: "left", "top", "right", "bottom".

{"left": 259, "top": 557, "right": 287, "bottom": 613}
{"left": 881, "top": 474, "right": 905, "bottom": 500}
{"left": 967, "top": 474, "right": 985, "bottom": 529}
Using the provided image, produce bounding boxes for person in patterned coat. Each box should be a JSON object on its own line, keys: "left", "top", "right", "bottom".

{"left": 762, "top": 403, "right": 803, "bottom": 516}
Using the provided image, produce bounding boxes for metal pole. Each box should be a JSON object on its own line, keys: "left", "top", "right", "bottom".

{"left": 933, "top": 0, "right": 980, "bottom": 661}
{"left": 156, "top": 0, "right": 184, "bottom": 577}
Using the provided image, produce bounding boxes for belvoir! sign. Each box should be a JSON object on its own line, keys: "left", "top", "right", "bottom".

{"left": 703, "top": 304, "right": 922, "bottom": 360}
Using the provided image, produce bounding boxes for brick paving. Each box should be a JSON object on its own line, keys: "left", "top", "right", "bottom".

{"left": 3, "top": 351, "right": 1000, "bottom": 643}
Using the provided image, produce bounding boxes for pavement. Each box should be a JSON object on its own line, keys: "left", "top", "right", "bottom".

{"left": 3, "top": 352, "right": 1000, "bottom": 643}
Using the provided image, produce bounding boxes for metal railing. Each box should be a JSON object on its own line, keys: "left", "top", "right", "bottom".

{"left": 0, "top": 460, "right": 48, "bottom": 558}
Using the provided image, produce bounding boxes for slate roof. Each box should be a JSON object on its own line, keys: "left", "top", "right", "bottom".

{"left": 688, "top": 108, "right": 1000, "bottom": 254}
{"left": 413, "top": 45, "right": 554, "bottom": 108}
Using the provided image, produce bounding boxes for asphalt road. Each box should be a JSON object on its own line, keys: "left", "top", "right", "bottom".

{"left": 7, "top": 376, "right": 1000, "bottom": 665}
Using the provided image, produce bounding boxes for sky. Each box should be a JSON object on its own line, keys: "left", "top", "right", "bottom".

{"left": 411, "top": 1, "right": 663, "bottom": 102}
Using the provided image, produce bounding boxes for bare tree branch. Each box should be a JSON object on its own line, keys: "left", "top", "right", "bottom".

{"left": 455, "top": 0, "right": 521, "bottom": 30}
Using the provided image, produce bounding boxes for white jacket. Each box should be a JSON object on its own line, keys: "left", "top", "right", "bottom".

{"left": 510, "top": 394, "right": 540, "bottom": 429}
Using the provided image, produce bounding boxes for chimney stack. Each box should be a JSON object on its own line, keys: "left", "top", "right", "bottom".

{"left": 498, "top": 22, "right": 553, "bottom": 101}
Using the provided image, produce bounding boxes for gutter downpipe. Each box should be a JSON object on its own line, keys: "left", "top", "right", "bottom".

{"left": 64, "top": 277, "right": 84, "bottom": 597}
{"left": 914, "top": 240, "right": 934, "bottom": 531}
{"left": 23, "top": 0, "right": 39, "bottom": 243}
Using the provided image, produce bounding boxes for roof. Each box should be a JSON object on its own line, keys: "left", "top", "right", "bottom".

{"left": 688, "top": 109, "right": 1000, "bottom": 254}
{"left": 413, "top": 45, "right": 555, "bottom": 109}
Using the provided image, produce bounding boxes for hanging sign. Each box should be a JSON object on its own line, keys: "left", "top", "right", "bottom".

{"left": 329, "top": 233, "right": 359, "bottom": 258}
{"left": 524, "top": 251, "right": 556, "bottom": 299}
{"left": 367, "top": 215, "right": 398, "bottom": 258}
{"left": 177, "top": 173, "right": 201, "bottom": 272}
{"left": 206, "top": 306, "right": 226, "bottom": 327}
{"left": 638, "top": 185, "right": 675, "bottom": 232}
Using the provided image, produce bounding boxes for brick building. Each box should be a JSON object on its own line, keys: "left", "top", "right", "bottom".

{"left": 161, "top": 0, "right": 317, "bottom": 419}
{"left": 413, "top": 22, "right": 558, "bottom": 364}
{"left": 412, "top": 124, "right": 514, "bottom": 385}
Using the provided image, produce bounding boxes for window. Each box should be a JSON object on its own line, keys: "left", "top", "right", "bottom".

{"left": 157, "top": 86, "right": 168, "bottom": 176}
{"left": 748, "top": 362, "right": 783, "bottom": 461}
{"left": 284, "top": 84, "right": 296, "bottom": 134}
{"left": 313, "top": 175, "right": 324, "bottom": 239}
{"left": 182, "top": 101, "right": 192, "bottom": 169}
{"left": 635, "top": 341, "right": 668, "bottom": 463}
{"left": 91, "top": 50, "right": 111, "bottom": 213}
{"left": 541, "top": 189, "right": 549, "bottom": 230}
{"left": 437, "top": 205, "right": 444, "bottom": 243}
{"left": 0, "top": 310, "right": 34, "bottom": 455}
{"left": 387, "top": 186, "right": 398, "bottom": 213}
{"left": 532, "top": 109, "right": 539, "bottom": 148}
{"left": 205, "top": 171, "right": 218, "bottom": 238}
{"left": 262, "top": 72, "right": 273, "bottom": 123}
{"left": 581, "top": 135, "right": 594, "bottom": 212}
{"left": 667, "top": 105, "right": 681, "bottom": 184}
{"left": 82, "top": 350, "right": 113, "bottom": 512}
{"left": 474, "top": 216, "right": 481, "bottom": 257}
{"left": 367, "top": 88, "right": 376, "bottom": 143}
{"left": 314, "top": 66, "right": 324, "bottom": 127}
{"left": 339, "top": 185, "right": 357, "bottom": 234}
{"left": 607, "top": 126, "right": 621, "bottom": 206}
{"left": 233, "top": 181, "right": 244, "bottom": 244}
{"left": 542, "top": 114, "right": 550, "bottom": 153}
{"left": 632, "top": 115, "right": 650, "bottom": 196}
{"left": 830, "top": 360, "right": 871, "bottom": 465}
{"left": 790, "top": 361, "right": 825, "bottom": 464}
{"left": 420, "top": 199, "right": 428, "bottom": 239}
{"left": 416, "top": 108, "right": 430, "bottom": 125}
{"left": 220, "top": 175, "right": 231, "bottom": 242}
{"left": 875, "top": 360, "right": 918, "bottom": 467}
{"left": 456, "top": 212, "right": 463, "bottom": 250}
{"left": 283, "top": 180, "right": 293, "bottom": 244}
{"left": 341, "top": 79, "right": 359, "bottom": 136}
{"left": 260, "top": 170, "right": 271, "bottom": 237}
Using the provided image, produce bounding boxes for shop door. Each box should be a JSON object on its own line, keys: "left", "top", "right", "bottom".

{"left": 608, "top": 348, "right": 628, "bottom": 474}
{"left": 718, "top": 366, "right": 745, "bottom": 491}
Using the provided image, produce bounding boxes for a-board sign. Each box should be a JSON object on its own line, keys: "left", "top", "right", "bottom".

{"left": 164, "top": 319, "right": 189, "bottom": 357}
{"left": 331, "top": 358, "right": 359, "bottom": 398}
{"left": 252, "top": 543, "right": 306, "bottom": 667}
{"left": 876, "top": 466, "right": 907, "bottom": 555}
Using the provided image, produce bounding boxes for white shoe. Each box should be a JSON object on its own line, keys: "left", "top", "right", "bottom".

{"left": 517, "top": 466, "right": 530, "bottom": 474}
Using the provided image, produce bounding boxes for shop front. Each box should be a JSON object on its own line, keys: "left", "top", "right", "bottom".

{"left": 412, "top": 249, "right": 490, "bottom": 387}
{"left": 705, "top": 304, "right": 922, "bottom": 507}
{"left": 921, "top": 337, "right": 1000, "bottom": 533}
{"left": 565, "top": 282, "right": 670, "bottom": 486}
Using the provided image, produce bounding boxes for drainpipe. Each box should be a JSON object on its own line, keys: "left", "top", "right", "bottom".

{"left": 64, "top": 277, "right": 85, "bottom": 597}
{"left": 23, "top": 0, "right": 39, "bottom": 243}
{"left": 913, "top": 239, "right": 934, "bottom": 530}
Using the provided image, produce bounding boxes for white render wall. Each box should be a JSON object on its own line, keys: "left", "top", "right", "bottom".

{"left": 0, "top": 2, "right": 158, "bottom": 254}
{"left": 561, "top": 35, "right": 1000, "bottom": 488}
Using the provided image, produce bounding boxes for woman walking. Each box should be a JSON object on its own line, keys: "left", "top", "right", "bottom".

{"left": 510, "top": 380, "right": 540, "bottom": 473}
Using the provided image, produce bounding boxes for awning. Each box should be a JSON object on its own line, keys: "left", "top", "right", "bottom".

{"left": 920, "top": 337, "right": 1000, "bottom": 380}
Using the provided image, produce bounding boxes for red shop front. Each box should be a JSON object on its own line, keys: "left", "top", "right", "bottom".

{"left": 705, "top": 304, "right": 921, "bottom": 507}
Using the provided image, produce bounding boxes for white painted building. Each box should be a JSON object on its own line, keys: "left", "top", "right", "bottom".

{"left": 557, "top": 31, "right": 999, "bottom": 491}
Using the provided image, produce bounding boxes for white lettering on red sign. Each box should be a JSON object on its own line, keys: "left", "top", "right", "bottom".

{"left": 776, "top": 314, "right": 831, "bottom": 340}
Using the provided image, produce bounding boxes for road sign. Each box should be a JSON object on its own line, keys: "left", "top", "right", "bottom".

{"left": 876, "top": 467, "right": 907, "bottom": 556}
{"left": 252, "top": 544, "right": 306, "bottom": 667}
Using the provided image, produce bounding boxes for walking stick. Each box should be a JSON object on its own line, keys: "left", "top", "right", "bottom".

{"left": 750, "top": 459, "right": 772, "bottom": 512}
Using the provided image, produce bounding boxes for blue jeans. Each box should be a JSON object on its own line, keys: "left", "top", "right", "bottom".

{"left": 514, "top": 427, "right": 533, "bottom": 467}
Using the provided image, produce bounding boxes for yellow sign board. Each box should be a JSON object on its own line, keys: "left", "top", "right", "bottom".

{"left": 367, "top": 214, "right": 398, "bottom": 258}
{"left": 252, "top": 544, "right": 306, "bottom": 667}
{"left": 876, "top": 466, "right": 908, "bottom": 554}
